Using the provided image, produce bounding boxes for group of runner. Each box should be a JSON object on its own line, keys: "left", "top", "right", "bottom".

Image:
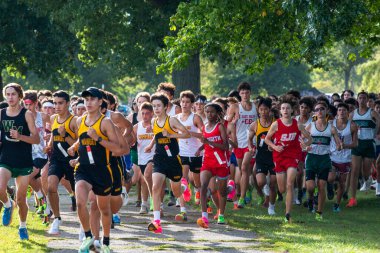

{"left": 0, "top": 81, "right": 379, "bottom": 253}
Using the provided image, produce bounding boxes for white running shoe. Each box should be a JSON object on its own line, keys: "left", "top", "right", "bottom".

{"left": 93, "top": 239, "right": 102, "bottom": 251}
{"left": 268, "top": 205, "right": 276, "bottom": 216}
{"left": 360, "top": 178, "right": 371, "bottom": 192}
{"left": 376, "top": 182, "right": 380, "bottom": 197}
{"left": 263, "top": 184, "right": 270, "bottom": 197}
{"left": 175, "top": 198, "right": 180, "bottom": 207}
{"left": 139, "top": 205, "right": 149, "bottom": 214}
{"left": 78, "top": 225, "right": 85, "bottom": 242}
{"left": 122, "top": 192, "right": 129, "bottom": 206}
{"left": 48, "top": 218, "right": 60, "bottom": 235}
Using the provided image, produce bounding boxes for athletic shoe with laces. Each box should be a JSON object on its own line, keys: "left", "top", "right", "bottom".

{"left": 346, "top": 197, "right": 357, "bottom": 207}
{"left": 315, "top": 212, "right": 323, "bottom": 221}
{"left": 175, "top": 212, "right": 188, "bottom": 221}
{"left": 139, "top": 205, "right": 149, "bottom": 214}
{"left": 175, "top": 198, "right": 180, "bottom": 207}
{"left": 167, "top": 195, "right": 176, "bottom": 206}
{"left": 237, "top": 198, "right": 245, "bottom": 208}
{"left": 333, "top": 203, "right": 340, "bottom": 213}
{"left": 181, "top": 178, "right": 191, "bottom": 202}
{"left": 93, "top": 240, "right": 102, "bottom": 252}
{"left": 245, "top": 190, "right": 252, "bottom": 204}
{"left": 48, "top": 218, "right": 61, "bottom": 235}
{"left": 2, "top": 200, "right": 15, "bottom": 226}
{"left": 78, "top": 237, "right": 95, "bottom": 252}
{"left": 277, "top": 192, "right": 283, "bottom": 202}
{"left": 359, "top": 178, "right": 371, "bottom": 192}
{"left": 217, "top": 215, "right": 225, "bottom": 224}
{"left": 36, "top": 201, "right": 46, "bottom": 216}
{"left": 101, "top": 244, "right": 111, "bottom": 253}
{"left": 148, "top": 220, "right": 162, "bottom": 234}
{"left": 195, "top": 191, "right": 201, "bottom": 205}
{"left": 78, "top": 225, "right": 85, "bottom": 242}
{"left": 19, "top": 227, "right": 29, "bottom": 240}
{"left": 227, "top": 180, "right": 236, "bottom": 200}
{"left": 376, "top": 182, "right": 380, "bottom": 197}
{"left": 268, "top": 205, "right": 276, "bottom": 216}
{"left": 122, "top": 192, "right": 129, "bottom": 207}
{"left": 284, "top": 214, "right": 292, "bottom": 223}
{"left": 113, "top": 213, "right": 121, "bottom": 225}
{"left": 197, "top": 217, "right": 209, "bottom": 228}
{"left": 135, "top": 200, "right": 141, "bottom": 207}
{"left": 71, "top": 196, "right": 77, "bottom": 212}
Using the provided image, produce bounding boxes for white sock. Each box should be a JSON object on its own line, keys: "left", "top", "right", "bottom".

{"left": 269, "top": 203, "right": 275, "bottom": 208}
{"left": 180, "top": 207, "right": 186, "bottom": 213}
{"left": 122, "top": 186, "right": 127, "bottom": 194}
{"left": 142, "top": 200, "right": 148, "bottom": 206}
{"left": 20, "top": 221, "right": 27, "bottom": 228}
{"left": 36, "top": 190, "right": 44, "bottom": 199}
{"left": 202, "top": 212, "right": 208, "bottom": 219}
{"left": 153, "top": 211, "right": 160, "bottom": 221}
{"left": 4, "top": 199, "right": 11, "bottom": 208}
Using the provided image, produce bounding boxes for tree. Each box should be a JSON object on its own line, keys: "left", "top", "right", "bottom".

{"left": 158, "top": 1, "right": 380, "bottom": 78}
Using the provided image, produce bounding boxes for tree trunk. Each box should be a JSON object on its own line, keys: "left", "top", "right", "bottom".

{"left": 171, "top": 53, "right": 200, "bottom": 97}
{"left": 0, "top": 71, "right": 3, "bottom": 101}
{"left": 344, "top": 67, "right": 351, "bottom": 91}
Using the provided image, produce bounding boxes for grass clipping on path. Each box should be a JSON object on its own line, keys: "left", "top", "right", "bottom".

{"left": 0, "top": 210, "right": 49, "bottom": 253}
{"left": 226, "top": 191, "right": 380, "bottom": 253}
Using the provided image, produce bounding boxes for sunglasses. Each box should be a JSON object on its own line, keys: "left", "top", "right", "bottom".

{"left": 314, "top": 107, "right": 326, "bottom": 112}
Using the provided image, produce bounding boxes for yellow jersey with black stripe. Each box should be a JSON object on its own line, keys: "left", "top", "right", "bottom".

{"left": 255, "top": 118, "right": 274, "bottom": 165}
{"left": 51, "top": 114, "right": 75, "bottom": 162}
{"left": 78, "top": 115, "right": 110, "bottom": 166}
{"left": 153, "top": 116, "right": 179, "bottom": 157}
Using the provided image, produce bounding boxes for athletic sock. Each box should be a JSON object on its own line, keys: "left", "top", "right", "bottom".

{"left": 84, "top": 230, "right": 92, "bottom": 238}
{"left": 180, "top": 207, "right": 186, "bottom": 213}
{"left": 19, "top": 221, "right": 27, "bottom": 228}
{"left": 202, "top": 212, "right": 208, "bottom": 220}
{"left": 103, "top": 236, "right": 110, "bottom": 246}
{"left": 153, "top": 211, "right": 160, "bottom": 221}
{"left": 142, "top": 200, "right": 148, "bottom": 206}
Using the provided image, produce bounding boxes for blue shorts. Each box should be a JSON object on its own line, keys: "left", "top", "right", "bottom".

{"left": 230, "top": 152, "right": 238, "bottom": 167}
{"left": 123, "top": 154, "right": 133, "bottom": 171}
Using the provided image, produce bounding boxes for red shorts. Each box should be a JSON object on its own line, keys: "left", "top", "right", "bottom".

{"left": 332, "top": 162, "right": 350, "bottom": 175}
{"left": 233, "top": 147, "right": 249, "bottom": 160}
{"left": 201, "top": 165, "right": 229, "bottom": 179}
{"left": 300, "top": 151, "right": 307, "bottom": 162}
{"left": 274, "top": 156, "right": 299, "bottom": 173}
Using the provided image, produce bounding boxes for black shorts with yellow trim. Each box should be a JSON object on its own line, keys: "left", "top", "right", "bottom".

{"left": 110, "top": 157, "right": 123, "bottom": 196}
{"left": 153, "top": 154, "right": 183, "bottom": 182}
{"left": 49, "top": 159, "right": 75, "bottom": 191}
{"left": 180, "top": 156, "right": 202, "bottom": 174}
{"left": 75, "top": 163, "right": 113, "bottom": 196}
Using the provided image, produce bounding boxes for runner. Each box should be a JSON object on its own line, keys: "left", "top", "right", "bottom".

{"left": 145, "top": 93, "right": 190, "bottom": 234}
{"left": 375, "top": 99, "right": 380, "bottom": 196}
{"left": 194, "top": 94, "right": 208, "bottom": 124}
{"left": 0, "top": 83, "right": 40, "bottom": 240}
{"left": 265, "top": 95, "right": 312, "bottom": 223}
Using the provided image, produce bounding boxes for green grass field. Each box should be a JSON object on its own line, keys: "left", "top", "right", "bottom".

{"left": 0, "top": 210, "right": 49, "bottom": 253}
{"left": 226, "top": 191, "right": 380, "bottom": 253}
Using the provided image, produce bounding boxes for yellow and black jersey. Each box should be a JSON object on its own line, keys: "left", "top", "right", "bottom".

{"left": 153, "top": 116, "right": 179, "bottom": 157}
{"left": 51, "top": 114, "right": 75, "bottom": 162}
{"left": 255, "top": 118, "right": 274, "bottom": 165}
{"left": 78, "top": 115, "right": 110, "bottom": 167}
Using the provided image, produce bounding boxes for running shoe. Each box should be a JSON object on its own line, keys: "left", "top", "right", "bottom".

{"left": 78, "top": 225, "right": 85, "bottom": 242}
{"left": 263, "top": 184, "right": 270, "bottom": 197}
{"left": 284, "top": 213, "right": 292, "bottom": 223}
{"left": 2, "top": 200, "right": 15, "bottom": 226}
{"left": 78, "top": 237, "right": 95, "bottom": 253}
{"left": 139, "top": 205, "right": 149, "bottom": 214}
{"left": 48, "top": 218, "right": 61, "bottom": 235}
{"left": 100, "top": 244, "right": 111, "bottom": 253}
{"left": 148, "top": 220, "right": 162, "bottom": 234}
{"left": 268, "top": 205, "right": 276, "bottom": 216}
{"left": 167, "top": 195, "right": 175, "bottom": 207}
{"left": 93, "top": 240, "right": 102, "bottom": 252}
{"left": 27, "top": 185, "right": 33, "bottom": 199}
{"left": 277, "top": 192, "right": 283, "bottom": 202}
{"left": 181, "top": 178, "right": 191, "bottom": 202}
{"left": 315, "top": 212, "right": 323, "bottom": 221}
{"left": 237, "top": 198, "right": 245, "bottom": 208}
{"left": 122, "top": 192, "right": 129, "bottom": 207}
{"left": 257, "top": 195, "right": 265, "bottom": 206}
{"left": 71, "top": 196, "right": 77, "bottom": 212}
{"left": 233, "top": 203, "right": 239, "bottom": 210}
{"left": 333, "top": 203, "right": 340, "bottom": 213}
{"left": 307, "top": 199, "right": 314, "bottom": 213}
{"left": 245, "top": 189, "right": 252, "bottom": 204}
{"left": 135, "top": 200, "right": 141, "bottom": 207}
{"left": 376, "top": 182, "right": 380, "bottom": 197}
{"left": 175, "top": 212, "right": 188, "bottom": 222}
{"left": 207, "top": 206, "right": 213, "bottom": 214}
{"left": 195, "top": 191, "right": 201, "bottom": 205}
{"left": 227, "top": 180, "right": 236, "bottom": 200}
{"left": 346, "top": 197, "right": 357, "bottom": 207}
{"left": 42, "top": 210, "right": 53, "bottom": 226}
{"left": 342, "top": 191, "right": 348, "bottom": 201}
{"left": 197, "top": 217, "right": 209, "bottom": 228}
{"left": 19, "top": 227, "right": 29, "bottom": 240}
{"left": 217, "top": 215, "right": 225, "bottom": 225}
{"left": 327, "top": 183, "right": 334, "bottom": 200}
{"left": 175, "top": 198, "right": 180, "bottom": 207}
{"left": 112, "top": 214, "right": 121, "bottom": 225}
{"left": 36, "top": 202, "right": 46, "bottom": 216}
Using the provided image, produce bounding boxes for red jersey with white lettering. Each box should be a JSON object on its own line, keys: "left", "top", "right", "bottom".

{"left": 272, "top": 118, "right": 301, "bottom": 161}
{"left": 202, "top": 122, "right": 228, "bottom": 169}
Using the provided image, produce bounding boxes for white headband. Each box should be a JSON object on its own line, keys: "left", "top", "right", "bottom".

{"left": 195, "top": 98, "right": 207, "bottom": 103}
{"left": 76, "top": 103, "right": 85, "bottom": 108}
{"left": 42, "top": 102, "right": 54, "bottom": 108}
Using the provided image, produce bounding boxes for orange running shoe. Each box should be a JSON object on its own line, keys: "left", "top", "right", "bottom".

{"left": 195, "top": 191, "right": 200, "bottom": 205}
{"left": 346, "top": 198, "right": 357, "bottom": 207}
{"left": 197, "top": 217, "right": 209, "bottom": 229}
{"left": 181, "top": 178, "right": 192, "bottom": 202}
{"left": 233, "top": 203, "right": 239, "bottom": 210}
{"left": 207, "top": 206, "right": 213, "bottom": 214}
{"left": 148, "top": 220, "right": 162, "bottom": 234}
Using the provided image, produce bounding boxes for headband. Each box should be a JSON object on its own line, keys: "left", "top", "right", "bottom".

{"left": 195, "top": 98, "right": 207, "bottom": 103}
{"left": 76, "top": 103, "right": 85, "bottom": 108}
{"left": 42, "top": 101, "right": 54, "bottom": 108}
{"left": 23, "top": 99, "right": 34, "bottom": 105}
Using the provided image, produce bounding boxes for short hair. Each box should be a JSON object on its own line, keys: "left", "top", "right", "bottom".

{"left": 357, "top": 90, "right": 368, "bottom": 98}
{"left": 180, "top": 90, "right": 195, "bottom": 103}
{"left": 101, "top": 99, "right": 108, "bottom": 110}
{"left": 3, "top": 83, "right": 24, "bottom": 99}
{"left": 286, "top": 90, "right": 301, "bottom": 100}
{"left": 37, "top": 89, "right": 52, "bottom": 99}
{"left": 227, "top": 96, "right": 239, "bottom": 104}
{"left": 74, "top": 98, "right": 85, "bottom": 107}
{"left": 204, "top": 103, "right": 224, "bottom": 122}
{"left": 195, "top": 94, "right": 207, "bottom": 103}
{"left": 70, "top": 95, "right": 79, "bottom": 103}
{"left": 258, "top": 97, "right": 272, "bottom": 109}
{"left": 314, "top": 101, "right": 328, "bottom": 109}
{"left": 157, "top": 82, "right": 176, "bottom": 97}
{"left": 344, "top": 97, "right": 358, "bottom": 107}
{"left": 140, "top": 102, "right": 153, "bottom": 112}
{"left": 213, "top": 97, "right": 228, "bottom": 111}
{"left": 53, "top": 90, "right": 70, "bottom": 102}
{"left": 336, "top": 102, "right": 349, "bottom": 111}
{"left": 151, "top": 92, "right": 169, "bottom": 107}
{"left": 299, "top": 96, "right": 316, "bottom": 110}
{"left": 228, "top": 90, "right": 241, "bottom": 101}
{"left": 333, "top": 98, "right": 343, "bottom": 104}
{"left": 24, "top": 90, "right": 38, "bottom": 102}
{"left": 316, "top": 95, "right": 330, "bottom": 106}
{"left": 279, "top": 94, "right": 297, "bottom": 108}
{"left": 237, "top": 82, "right": 251, "bottom": 92}
{"left": 369, "top": 92, "right": 377, "bottom": 100}
{"left": 135, "top": 92, "right": 151, "bottom": 103}
{"left": 342, "top": 89, "right": 354, "bottom": 97}
{"left": 269, "top": 94, "right": 278, "bottom": 101}
{"left": 331, "top": 93, "right": 340, "bottom": 99}
{"left": 106, "top": 91, "right": 116, "bottom": 105}
{"left": 375, "top": 99, "right": 380, "bottom": 106}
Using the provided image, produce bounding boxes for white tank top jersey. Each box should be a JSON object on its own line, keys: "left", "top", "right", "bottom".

{"left": 236, "top": 102, "right": 258, "bottom": 148}
{"left": 136, "top": 121, "right": 155, "bottom": 165}
{"left": 295, "top": 115, "right": 312, "bottom": 127}
{"left": 167, "top": 104, "right": 178, "bottom": 116}
{"left": 308, "top": 121, "right": 332, "bottom": 155}
{"left": 330, "top": 119, "right": 352, "bottom": 163}
{"left": 32, "top": 112, "right": 47, "bottom": 159}
{"left": 177, "top": 113, "right": 203, "bottom": 157}
{"left": 352, "top": 108, "right": 376, "bottom": 140}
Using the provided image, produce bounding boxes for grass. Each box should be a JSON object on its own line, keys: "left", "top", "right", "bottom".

{"left": 225, "top": 191, "right": 380, "bottom": 253}
{"left": 0, "top": 208, "right": 49, "bottom": 253}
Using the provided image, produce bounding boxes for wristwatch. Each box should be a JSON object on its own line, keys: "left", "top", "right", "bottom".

{"left": 97, "top": 136, "right": 103, "bottom": 143}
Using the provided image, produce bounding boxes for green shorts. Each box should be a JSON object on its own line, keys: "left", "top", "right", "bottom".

{"left": 0, "top": 163, "right": 33, "bottom": 178}
{"left": 130, "top": 149, "right": 138, "bottom": 165}
{"left": 352, "top": 139, "right": 376, "bottom": 159}
{"left": 305, "top": 153, "right": 331, "bottom": 181}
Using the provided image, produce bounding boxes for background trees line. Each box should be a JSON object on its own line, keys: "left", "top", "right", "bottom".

{"left": 1, "top": 0, "right": 379, "bottom": 102}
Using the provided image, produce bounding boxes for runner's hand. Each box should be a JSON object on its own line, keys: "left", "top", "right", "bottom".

{"left": 10, "top": 128, "right": 20, "bottom": 140}
{"left": 67, "top": 146, "right": 76, "bottom": 156}
{"left": 272, "top": 145, "right": 284, "bottom": 153}
{"left": 58, "top": 125, "right": 66, "bottom": 137}
{"left": 87, "top": 127, "right": 99, "bottom": 141}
